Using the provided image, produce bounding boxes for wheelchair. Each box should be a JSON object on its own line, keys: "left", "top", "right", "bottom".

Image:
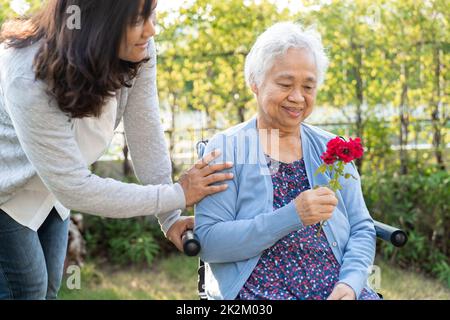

{"left": 182, "top": 140, "right": 408, "bottom": 300}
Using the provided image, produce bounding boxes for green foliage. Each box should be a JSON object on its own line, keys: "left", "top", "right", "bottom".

{"left": 83, "top": 215, "right": 163, "bottom": 267}
{"left": 364, "top": 169, "right": 450, "bottom": 286}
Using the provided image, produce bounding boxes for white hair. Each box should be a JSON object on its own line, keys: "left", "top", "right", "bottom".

{"left": 244, "top": 22, "right": 329, "bottom": 89}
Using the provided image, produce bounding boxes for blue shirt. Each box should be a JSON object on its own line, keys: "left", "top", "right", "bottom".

{"left": 194, "top": 117, "right": 376, "bottom": 300}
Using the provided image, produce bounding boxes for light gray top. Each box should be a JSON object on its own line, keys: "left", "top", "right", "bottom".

{"left": 0, "top": 38, "right": 186, "bottom": 234}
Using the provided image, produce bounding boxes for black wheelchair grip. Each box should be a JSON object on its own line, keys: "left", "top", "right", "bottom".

{"left": 182, "top": 230, "right": 201, "bottom": 256}
{"left": 374, "top": 220, "right": 408, "bottom": 247}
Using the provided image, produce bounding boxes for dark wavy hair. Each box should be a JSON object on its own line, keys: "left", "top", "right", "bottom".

{"left": 0, "top": 0, "right": 154, "bottom": 118}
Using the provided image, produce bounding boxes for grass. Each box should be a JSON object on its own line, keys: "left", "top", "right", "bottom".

{"left": 59, "top": 255, "right": 199, "bottom": 300}
{"left": 374, "top": 258, "right": 450, "bottom": 300}
{"left": 59, "top": 254, "right": 450, "bottom": 300}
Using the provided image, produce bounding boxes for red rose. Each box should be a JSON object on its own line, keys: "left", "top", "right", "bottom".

{"left": 321, "top": 136, "right": 364, "bottom": 164}
{"left": 335, "top": 143, "right": 354, "bottom": 163}
{"left": 325, "top": 137, "right": 343, "bottom": 157}
{"left": 348, "top": 137, "right": 364, "bottom": 159}
{"left": 320, "top": 152, "right": 337, "bottom": 165}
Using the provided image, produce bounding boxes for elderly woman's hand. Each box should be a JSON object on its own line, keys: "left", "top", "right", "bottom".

{"left": 294, "top": 187, "right": 338, "bottom": 226}
{"left": 179, "top": 149, "right": 234, "bottom": 207}
{"left": 327, "top": 283, "right": 356, "bottom": 300}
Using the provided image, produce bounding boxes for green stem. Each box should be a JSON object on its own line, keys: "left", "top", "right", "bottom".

{"left": 316, "top": 221, "right": 325, "bottom": 237}
{"left": 316, "top": 162, "right": 339, "bottom": 236}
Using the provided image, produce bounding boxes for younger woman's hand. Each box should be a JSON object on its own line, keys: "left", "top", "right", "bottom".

{"left": 179, "top": 149, "right": 234, "bottom": 207}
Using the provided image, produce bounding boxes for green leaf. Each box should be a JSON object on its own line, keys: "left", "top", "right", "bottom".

{"left": 315, "top": 164, "right": 328, "bottom": 176}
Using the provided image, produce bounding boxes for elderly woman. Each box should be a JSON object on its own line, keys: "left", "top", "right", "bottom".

{"left": 194, "top": 22, "right": 380, "bottom": 300}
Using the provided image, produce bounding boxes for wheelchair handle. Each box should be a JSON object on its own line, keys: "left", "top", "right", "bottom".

{"left": 182, "top": 230, "right": 201, "bottom": 256}
{"left": 374, "top": 220, "right": 408, "bottom": 247}
{"left": 196, "top": 140, "right": 208, "bottom": 158}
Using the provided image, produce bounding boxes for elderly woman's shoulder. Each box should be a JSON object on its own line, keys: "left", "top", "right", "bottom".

{"left": 214, "top": 119, "right": 255, "bottom": 139}
{"left": 206, "top": 119, "right": 256, "bottom": 155}
{"left": 302, "top": 122, "right": 337, "bottom": 142}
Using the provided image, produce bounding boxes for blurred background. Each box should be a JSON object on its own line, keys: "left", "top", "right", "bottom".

{"left": 0, "top": 0, "right": 448, "bottom": 299}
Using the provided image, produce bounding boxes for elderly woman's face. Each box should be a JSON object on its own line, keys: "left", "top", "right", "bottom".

{"left": 253, "top": 48, "right": 318, "bottom": 131}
